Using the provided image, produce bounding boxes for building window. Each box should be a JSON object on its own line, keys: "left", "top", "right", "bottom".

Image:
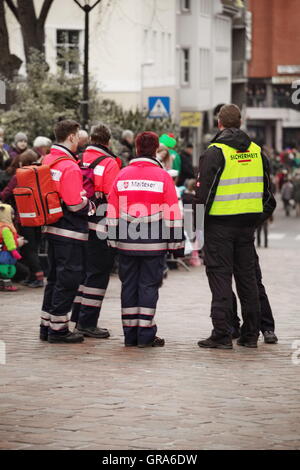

{"left": 215, "top": 17, "right": 231, "bottom": 50}
{"left": 181, "top": 48, "right": 190, "bottom": 86}
{"left": 57, "top": 30, "right": 80, "bottom": 74}
{"left": 246, "top": 83, "right": 267, "bottom": 108}
{"left": 199, "top": 48, "right": 210, "bottom": 88}
{"left": 181, "top": 0, "right": 191, "bottom": 13}
{"left": 168, "top": 33, "right": 172, "bottom": 75}
{"left": 152, "top": 31, "right": 157, "bottom": 65}
{"left": 199, "top": 0, "right": 212, "bottom": 16}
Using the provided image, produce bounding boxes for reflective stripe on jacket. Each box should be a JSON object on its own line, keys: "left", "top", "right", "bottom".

{"left": 42, "top": 145, "right": 90, "bottom": 243}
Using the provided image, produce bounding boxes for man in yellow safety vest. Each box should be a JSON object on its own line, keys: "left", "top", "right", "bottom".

{"left": 195, "top": 104, "right": 276, "bottom": 349}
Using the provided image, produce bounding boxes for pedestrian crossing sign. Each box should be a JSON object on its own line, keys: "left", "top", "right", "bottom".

{"left": 148, "top": 97, "right": 170, "bottom": 118}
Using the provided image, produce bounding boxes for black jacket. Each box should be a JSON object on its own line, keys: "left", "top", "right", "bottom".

{"left": 178, "top": 150, "right": 195, "bottom": 186}
{"left": 194, "top": 128, "right": 276, "bottom": 227}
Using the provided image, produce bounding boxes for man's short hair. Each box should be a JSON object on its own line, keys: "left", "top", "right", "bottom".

{"left": 54, "top": 119, "right": 80, "bottom": 143}
{"left": 218, "top": 104, "right": 241, "bottom": 129}
{"left": 90, "top": 123, "right": 111, "bottom": 146}
{"left": 135, "top": 132, "right": 159, "bottom": 157}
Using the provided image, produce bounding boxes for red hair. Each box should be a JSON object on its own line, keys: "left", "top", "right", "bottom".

{"left": 135, "top": 132, "right": 159, "bottom": 157}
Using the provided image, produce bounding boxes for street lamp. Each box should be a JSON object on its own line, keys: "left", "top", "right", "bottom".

{"left": 141, "top": 60, "right": 154, "bottom": 111}
{"left": 74, "top": 0, "right": 102, "bottom": 129}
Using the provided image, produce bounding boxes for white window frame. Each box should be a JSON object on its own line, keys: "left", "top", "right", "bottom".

{"left": 199, "top": 0, "right": 212, "bottom": 17}
{"left": 199, "top": 48, "right": 211, "bottom": 89}
{"left": 181, "top": 47, "right": 191, "bottom": 87}
{"left": 56, "top": 29, "right": 82, "bottom": 75}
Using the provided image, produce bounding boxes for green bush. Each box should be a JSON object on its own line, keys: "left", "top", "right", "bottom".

{"left": 0, "top": 50, "right": 179, "bottom": 146}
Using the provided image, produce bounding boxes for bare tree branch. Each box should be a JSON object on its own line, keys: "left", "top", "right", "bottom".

{"left": 73, "top": 0, "right": 84, "bottom": 10}
{"left": 5, "top": 0, "right": 19, "bottom": 22}
{"left": 38, "top": 0, "right": 54, "bottom": 27}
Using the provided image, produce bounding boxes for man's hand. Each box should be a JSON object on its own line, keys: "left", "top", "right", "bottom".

{"left": 88, "top": 201, "right": 96, "bottom": 216}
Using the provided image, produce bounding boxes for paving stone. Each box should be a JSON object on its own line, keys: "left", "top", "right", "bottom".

{"left": 0, "top": 208, "right": 300, "bottom": 449}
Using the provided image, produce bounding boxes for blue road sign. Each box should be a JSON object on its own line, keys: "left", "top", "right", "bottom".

{"left": 148, "top": 96, "right": 170, "bottom": 118}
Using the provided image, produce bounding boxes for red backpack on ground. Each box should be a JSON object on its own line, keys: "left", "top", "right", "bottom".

{"left": 13, "top": 158, "right": 69, "bottom": 227}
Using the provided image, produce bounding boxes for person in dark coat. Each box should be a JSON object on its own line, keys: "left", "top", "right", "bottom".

{"left": 119, "top": 130, "right": 135, "bottom": 165}
{"left": 178, "top": 144, "right": 195, "bottom": 186}
{"left": 293, "top": 173, "right": 300, "bottom": 217}
{"left": 195, "top": 104, "right": 276, "bottom": 350}
{"left": 9, "top": 132, "right": 28, "bottom": 160}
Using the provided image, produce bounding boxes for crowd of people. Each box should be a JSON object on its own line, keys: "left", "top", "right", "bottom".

{"left": 0, "top": 104, "right": 280, "bottom": 349}
{"left": 248, "top": 146, "right": 300, "bottom": 248}
{"left": 0, "top": 125, "right": 198, "bottom": 293}
{"left": 270, "top": 148, "right": 300, "bottom": 218}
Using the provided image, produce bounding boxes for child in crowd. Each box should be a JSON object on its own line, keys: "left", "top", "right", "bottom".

{"left": 0, "top": 203, "right": 23, "bottom": 291}
{"left": 156, "top": 145, "right": 174, "bottom": 170}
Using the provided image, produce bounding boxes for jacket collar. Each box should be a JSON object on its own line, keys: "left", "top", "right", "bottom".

{"left": 85, "top": 144, "right": 123, "bottom": 168}
{"left": 86, "top": 143, "right": 117, "bottom": 158}
{"left": 129, "top": 156, "right": 163, "bottom": 169}
{"left": 51, "top": 144, "right": 77, "bottom": 160}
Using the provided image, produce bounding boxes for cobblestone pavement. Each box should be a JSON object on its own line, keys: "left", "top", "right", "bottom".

{"left": 1, "top": 208, "right": 300, "bottom": 450}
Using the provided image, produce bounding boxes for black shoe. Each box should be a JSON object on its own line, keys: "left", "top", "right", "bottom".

{"left": 263, "top": 331, "right": 278, "bottom": 344}
{"left": 232, "top": 328, "right": 241, "bottom": 340}
{"left": 138, "top": 336, "right": 165, "bottom": 348}
{"left": 197, "top": 337, "right": 233, "bottom": 350}
{"left": 76, "top": 325, "right": 110, "bottom": 338}
{"left": 40, "top": 332, "right": 48, "bottom": 341}
{"left": 48, "top": 331, "right": 84, "bottom": 343}
{"left": 237, "top": 338, "right": 257, "bottom": 348}
{"left": 27, "top": 280, "right": 44, "bottom": 288}
{"left": 39, "top": 326, "right": 48, "bottom": 341}
{"left": 125, "top": 342, "right": 137, "bottom": 347}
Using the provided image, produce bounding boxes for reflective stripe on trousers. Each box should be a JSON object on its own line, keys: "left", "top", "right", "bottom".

{"left": 121, "top": 307, "right": 157, "bottom": 328}
{"left": 71, "top": 237, "right": 115, "bottom": 328}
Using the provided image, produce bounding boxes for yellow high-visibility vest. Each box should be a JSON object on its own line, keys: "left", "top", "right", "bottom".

{"left": 208, "top": 142, "right": 264, "bottom": 216}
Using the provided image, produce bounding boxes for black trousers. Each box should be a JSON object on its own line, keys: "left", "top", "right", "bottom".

{"left": 71, "top": 235, "right": 115, "bottom": 328}
{"left": 232, "top": 252, "right": 275, "bottom": 333}
{"left": 204, "top": 222, "right": 260, "bottom": 342}
{"left": 256, "top": 222, "right": 268, "bottom": 248}
{"left": 41, "top": 240, "right": 85, "bottom": 337}
{"left": 20, "top": 226, "right": 43, "bottom": 281}
{"left": 118, "top": 254, "right": 165, "bottom": 346}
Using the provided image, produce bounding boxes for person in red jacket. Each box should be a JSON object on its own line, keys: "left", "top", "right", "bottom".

{"left": 107, "top": 132, "right": 184, "bottom": 348}
{"left": 71, "top": 123, "right": 122, "bottom": 338}
{"left": 40, "top": 120, "right": 94, "bottom": 344}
